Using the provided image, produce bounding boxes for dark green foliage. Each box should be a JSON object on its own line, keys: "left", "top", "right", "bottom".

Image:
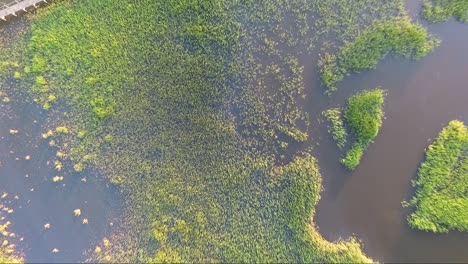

{"left": 405, "top": 120, "right": 468, "bottom": 233}
{"left": 422, "top": 0, "right": 468, "bottom": 22}
{"left": 321, "top": 16, "right": 440, "bottom": 94}
{"left": 341, "top": 89, "right": 385, "bottom": 170}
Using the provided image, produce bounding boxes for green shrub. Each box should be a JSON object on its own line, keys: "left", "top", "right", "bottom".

{"left": 74, "top": 163, "right": 85, "bottom": 172}
{"left": 35, "top": 76, "right": 47, "bottom": 85}
{"left": 345, "top": 89, "right": 385, "bottom": 143}
{"left": 405, "top": 120, "right": 468, "bottom": 233}
{"left": 55, "top": 126, "right": 69, "bottom": 134}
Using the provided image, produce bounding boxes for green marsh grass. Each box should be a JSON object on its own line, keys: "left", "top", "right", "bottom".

{"left": 341, "top": 89, "right": 385, "bottom": 170}
{"left": 1, "top": 0, "right": 412, "bottom": 261}
{"left": 320, "top": 16, "right": 440, "bottom": 94}
{"left": 404, "top": 120, "right": 468, "bottom": 233}
{"left": 422, "top": 0, "right": 468, "bottom": 22}
{"left": 322, "top": 108, "right": 347, "bottom": 149}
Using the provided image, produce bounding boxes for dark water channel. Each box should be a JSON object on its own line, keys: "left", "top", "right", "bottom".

{"left": 308, "top": 2, "right": 468, "bottom": 263}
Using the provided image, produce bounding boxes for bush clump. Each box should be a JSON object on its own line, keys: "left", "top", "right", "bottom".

{"left": 404, "top": 120, "right": 468, "bottom": 233}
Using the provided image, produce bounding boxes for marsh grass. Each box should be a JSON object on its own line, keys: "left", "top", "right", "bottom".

{"left": 320, "top": 16, "right": 440, "bottom": 94}
{"left": 0, "top": 0, "right": 413, "bottom": 262}
{"left": 322, "top": 108, "right": 347, "bottom": 149}
{"left": 341, "top": 89, "right": 385, "bottom": 170}
{"left": 422, "top": 0, "right": 468, "bottom": 22}
{"left": 404, "top": 120, "right": 468, "bottom": 233}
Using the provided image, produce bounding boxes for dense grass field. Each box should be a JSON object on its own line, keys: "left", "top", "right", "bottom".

{"left": 405, "top": 120, "right": 468, "bottom": 233}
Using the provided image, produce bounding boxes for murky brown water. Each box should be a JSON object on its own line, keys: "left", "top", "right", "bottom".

{"left": 308, "top": 3, "right": 468, "bottom": 262}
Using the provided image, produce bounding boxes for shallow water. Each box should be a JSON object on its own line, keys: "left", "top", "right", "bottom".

{"left": 0, "top": 84, "right": 123, "bottom": 262}
{"left": 0, "top": 15, "right": 125, "bottom": 263}
{"left": 309, "top": 6, "right": 468, "bottom": 263}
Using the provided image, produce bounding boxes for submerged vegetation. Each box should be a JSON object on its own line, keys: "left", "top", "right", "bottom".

{"left": 0, "top": 202, "right": 23, "bottom": 263}
{"left": 8, "top": 0, "right": 398, "bottom": 261}
{"left": 323, "top": 89, "right": 385, "bottom": 170}
{"left": 342, "top": 89, "right": 385, "bottom": 170}
{"left": 422, "top": 0, "right": 468, "bottom": 22}
{"left": 320, "top": 16, "right": 440, "bottom": 94}
{"left": 323, "top": 108, "right": 347, "bottom": 149}
{"left": 404, "top": 120, "right": 468, "bottom": 233}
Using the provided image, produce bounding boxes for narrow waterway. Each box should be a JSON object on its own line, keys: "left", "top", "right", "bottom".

{"left": 309, "top": 4, "right": 468, "bottom": 263}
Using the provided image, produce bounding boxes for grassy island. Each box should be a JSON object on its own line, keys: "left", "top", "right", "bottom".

{"left": 405, "top": 120, "right": 468, "bottom": 233}
{"left": 422, "top": 0, "right": 468, "bottom": 22}
{"left": 323, "top": 89, "right": 385, "bottom": 170}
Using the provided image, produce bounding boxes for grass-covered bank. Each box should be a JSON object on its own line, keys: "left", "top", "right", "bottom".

{"left": 422, "top": 0, "right": 468, "bottom": 22}
{"left": 320, "top": 16, "right": 440, "bottom": 94}
{"left": 323, "top": 89, "right": 385, "bottom": 170}
{"left": 404, "top": 120, "right": 468, "bottom": 233}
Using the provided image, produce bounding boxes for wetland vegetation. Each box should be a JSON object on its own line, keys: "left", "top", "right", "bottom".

{"left": 404, "top": 120, "right": 468, "bottom": 233}
{"left": 342, "top": 89, "right": 385, "bottom": 170}
{"left": 320, "top": 16, "right": 440, "bottom": 94}
{"left": 0, "top": 0, "right": 467, "bottom": 262}
{"left": 422, "top": 0, "right": 468, "bottom": 22}
{"left": 322, "top": 108, "right": 347, "bottom": 149}
{"left": 5, "top": 0, "right": 402, "bottom": 261}
{"left": 323, "top": 89, "right": 385, "bottom": 170}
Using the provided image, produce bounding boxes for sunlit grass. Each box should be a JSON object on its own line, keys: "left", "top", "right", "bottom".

{"left": 404, "top": 120, "right": 468, "bottom": 233}
{"left": 341, "top": 89, "right": 385, "bottom": 170}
